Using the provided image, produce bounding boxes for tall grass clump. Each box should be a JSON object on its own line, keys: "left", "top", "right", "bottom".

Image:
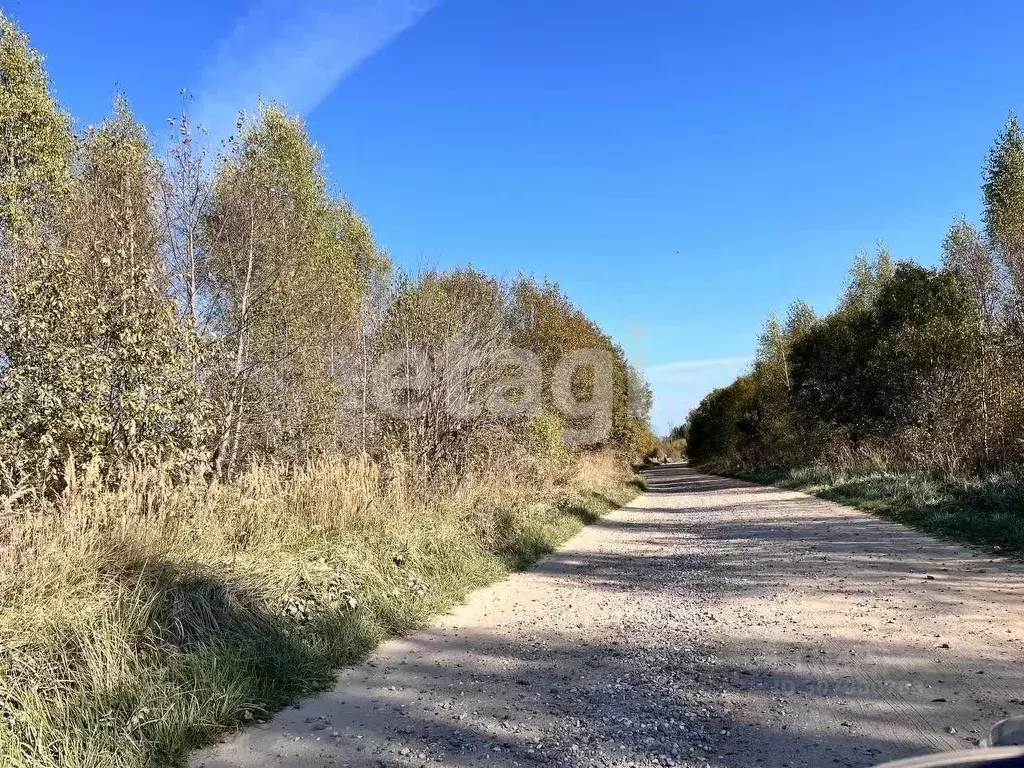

{"left": 0, "top": 451, "right": 638, "bottom": 768}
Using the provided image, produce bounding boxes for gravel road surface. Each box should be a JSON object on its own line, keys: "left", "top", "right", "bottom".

{"left": 192, "top": 465, "right": 1024, "bottom": 768}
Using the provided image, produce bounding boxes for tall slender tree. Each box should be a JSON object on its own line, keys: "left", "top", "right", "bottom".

{"left": 942, "top": 218, "right": 1002, "bottom": 464}
{"left": 208, "top": 105, "right": 384, "bottom": 470}
{"left": 70, "top": 99, "right": 207, "bottom": 471}
{"left": 983, "top": 115, "right": 1024, "bottom": 320}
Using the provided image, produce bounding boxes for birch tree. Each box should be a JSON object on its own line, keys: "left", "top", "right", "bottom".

{"left": 208, "top": 106, "right": 382, "bottom": 471}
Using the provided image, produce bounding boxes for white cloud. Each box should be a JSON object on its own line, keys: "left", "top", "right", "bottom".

{"left": 194, "top": 0, "right": 440, "bottom": 140}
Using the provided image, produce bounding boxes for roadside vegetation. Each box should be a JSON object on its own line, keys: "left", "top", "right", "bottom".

{"left": 0, "top": 451, "right": 637, "bottom": 768}
{"left": 684, "top": 115, "right": 1024, "bottom": 553}
{"left": 733, "top": 466, "right": 1024, "bottom": 553}
{"left": 0, "top": 12, "right": 650, "bottom": 768}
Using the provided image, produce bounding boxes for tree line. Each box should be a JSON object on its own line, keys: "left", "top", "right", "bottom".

{"left": 0, "top": 12, "right": 654, "bottom": 496}
{"left": 686, "top": 116, "right": 1024, "bottom": 480}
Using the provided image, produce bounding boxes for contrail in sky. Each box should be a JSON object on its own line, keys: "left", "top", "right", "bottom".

{"left": 194, "top": 0, "right": 440, "bottom": 139}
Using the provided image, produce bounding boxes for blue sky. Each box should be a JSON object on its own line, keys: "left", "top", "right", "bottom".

{"left": 13, "top": 0, "right": 1024, "bottom": 432}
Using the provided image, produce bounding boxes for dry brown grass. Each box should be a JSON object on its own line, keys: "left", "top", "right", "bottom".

{"left": 0, "top": 450, "right": 637, "bottom": 768}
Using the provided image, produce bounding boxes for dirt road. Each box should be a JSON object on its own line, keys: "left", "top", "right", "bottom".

{"left": 192, "top": 466, "right": 1024, "bottom": 768}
